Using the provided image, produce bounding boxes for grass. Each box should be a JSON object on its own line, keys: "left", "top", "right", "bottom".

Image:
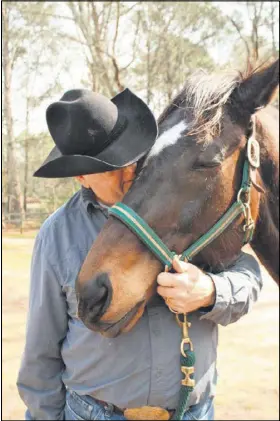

{"left": 2, "top": 229, "right": 38, "bottom": 239}
{"left": 2, "top": 234, "right": 279, "bottom": 420}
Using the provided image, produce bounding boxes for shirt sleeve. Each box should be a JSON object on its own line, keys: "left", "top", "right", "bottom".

{"left": 17, "top": 233, "right": 68, "bottom": 420}
{"left": 199, "top": 251, "right": 263, "bottom": 326}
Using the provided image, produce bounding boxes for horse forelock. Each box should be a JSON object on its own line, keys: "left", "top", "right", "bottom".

{"left": 158, "top": 69, "right": 244, "bottom": 145}
{"left": 184, "top": 71, "right": 240, "bottom": 142}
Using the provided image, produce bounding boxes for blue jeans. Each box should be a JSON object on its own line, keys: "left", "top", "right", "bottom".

{"left": 64, "top": 391, "right": 214, "bottom": 420}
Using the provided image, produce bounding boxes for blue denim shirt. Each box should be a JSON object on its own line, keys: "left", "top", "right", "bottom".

{"left": 17, "top": 188, "right": 263, "bottom": 420}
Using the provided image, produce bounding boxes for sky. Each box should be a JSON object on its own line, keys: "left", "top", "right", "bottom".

{"left": 7, "top": 1, "right": 279, "bottom": 138}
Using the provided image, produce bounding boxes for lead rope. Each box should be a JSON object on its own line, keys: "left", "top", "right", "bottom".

{"left": 164, "top": 261, "right": 195, "bottom": 421}
{"left": 171, "top": 313, "right": 195, "bottom": 420}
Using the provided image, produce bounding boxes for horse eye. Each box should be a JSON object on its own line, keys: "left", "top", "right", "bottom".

{"left": 192, "top": 160, "right": 221, "bottom": 170}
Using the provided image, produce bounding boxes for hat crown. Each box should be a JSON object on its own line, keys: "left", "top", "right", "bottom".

{"left": 34, "top": 88, "right": 158, "bottom": 178}
{"left": 46, "top": 89, "right": 118, "bottom": 156}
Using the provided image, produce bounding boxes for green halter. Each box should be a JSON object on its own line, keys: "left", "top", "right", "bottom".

{"left": 108, "top": 136, "right": 259, "bottom": 420}
{"left": 109, "top": 159, "right": 254, "bottom": 271}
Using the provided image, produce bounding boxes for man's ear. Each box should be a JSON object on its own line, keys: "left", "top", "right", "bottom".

{"left": 125, "top": 163, "right": 137, "bottom": 174}
{"left": 232, "top": 59, "right": 279, "bottom": 115}
{"left": 75, "top": 175, "right": 89, "bottom": 188}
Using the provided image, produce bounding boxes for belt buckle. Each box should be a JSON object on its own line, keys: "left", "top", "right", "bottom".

{"left": 124, "top": 406, "right": 171, "bottom": 420}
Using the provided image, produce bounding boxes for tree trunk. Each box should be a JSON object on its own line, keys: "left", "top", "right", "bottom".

{"left": 2, "top": 5, "right": 24, "bottom": 221}
{"left": 146, "top": 34, "right": 151, "bottom": 105}
{"left": 24, "top": 100, "right": 30, "bottom": 213}
{"left": 270, "top": 1, "right": 277, "bottom": 58}
{"left": 145, "top": 9, "right": 152, "bottom": 106}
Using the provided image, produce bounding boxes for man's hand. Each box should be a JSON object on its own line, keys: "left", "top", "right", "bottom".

{"left": 157, "top": 256, "right": 216, "bottom": 314}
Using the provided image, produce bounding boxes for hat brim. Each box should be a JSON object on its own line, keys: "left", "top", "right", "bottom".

{"left": 34, "top": 89, "right": 158, "bottom": 178}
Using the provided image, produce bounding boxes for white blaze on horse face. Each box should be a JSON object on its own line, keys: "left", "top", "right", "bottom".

{"left": 147, "top": 120, "right": 187, "bottom": 160}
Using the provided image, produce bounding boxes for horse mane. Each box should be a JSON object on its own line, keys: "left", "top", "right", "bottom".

{"left": 158, "top": 61, "right": 277, "bottom": 144}
{"left": 158, "top": 70, "right": 240, "bottom": 143}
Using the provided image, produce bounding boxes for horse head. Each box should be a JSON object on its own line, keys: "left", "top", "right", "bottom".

{"left": 76, "top": 59, "right": 279, "bottom": 337}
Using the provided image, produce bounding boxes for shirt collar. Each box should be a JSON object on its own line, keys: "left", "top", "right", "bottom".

{"left": 81, "top": 187, "right": 110, "bottom": 217}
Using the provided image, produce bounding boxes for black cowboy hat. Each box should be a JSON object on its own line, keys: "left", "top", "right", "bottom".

{"left": 33, "top": 88, "right": 158, "bottom": 178}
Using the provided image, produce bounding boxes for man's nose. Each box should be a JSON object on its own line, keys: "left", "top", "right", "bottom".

{"left": 76, "top": 273, "right": 112, "bottom": 327}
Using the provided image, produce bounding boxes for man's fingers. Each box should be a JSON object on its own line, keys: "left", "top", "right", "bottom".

{"left": 157, "top": 272, "right": 177, "bottom": 287}
{"left": 157, "top": 271, "right": 189, "bottom": 287}
{"left": 157, "top": 286, "right": 178, "bottom": 299}
{"left": 157, "top": 256, "right": 192, "bottom": 287}
{"left": 172, "top": 256, "right": 190, "bottom": 273}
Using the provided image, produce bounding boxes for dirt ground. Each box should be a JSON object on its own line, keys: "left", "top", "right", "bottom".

{"left": 2, "top": 231, "right": 279, "bottom": 420}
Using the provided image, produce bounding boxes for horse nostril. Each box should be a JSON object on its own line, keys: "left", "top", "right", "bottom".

{"left": 76, "top": 273, "right": 112, "bottom": 326}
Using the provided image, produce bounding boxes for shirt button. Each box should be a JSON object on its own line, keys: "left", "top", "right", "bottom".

{"left": 155, "top": 370, "right": 163, "bottom": 379}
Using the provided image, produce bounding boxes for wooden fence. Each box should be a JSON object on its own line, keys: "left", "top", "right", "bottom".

{"left": 2, "top": 211, "right": 50, "bottom": 232}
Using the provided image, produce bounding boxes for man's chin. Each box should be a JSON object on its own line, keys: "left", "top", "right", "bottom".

{"left": 86, "top": 301, "right": 146, "bottom": 338}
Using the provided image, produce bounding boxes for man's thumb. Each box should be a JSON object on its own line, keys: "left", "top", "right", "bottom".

{"left": 172, "top": 255, "right": 189, "bottom": 273}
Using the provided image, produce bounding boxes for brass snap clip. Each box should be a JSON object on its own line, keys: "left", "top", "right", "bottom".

{"left": 176, "top": 313, "right": 193, "bottom": 356}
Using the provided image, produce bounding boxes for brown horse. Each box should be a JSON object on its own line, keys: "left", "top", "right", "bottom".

{"left": 77, "top": 59, "right": 279, "bottom": 338}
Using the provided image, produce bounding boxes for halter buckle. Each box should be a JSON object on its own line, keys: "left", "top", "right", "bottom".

{"left": 237, "top": 187, "right": 251, "bottom": 205}
{"left": 247, "top": 137, "right": 260, "bottom": 168}
{"left": 243, "top": 221, "right": 255, "bottom": 232}
{"left": 242, "top": 202, "right": 254, "bottom": 231}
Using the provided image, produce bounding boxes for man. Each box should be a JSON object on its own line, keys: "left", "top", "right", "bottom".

{"left": 17, "top": 88, "right": 262, "bottom": 420}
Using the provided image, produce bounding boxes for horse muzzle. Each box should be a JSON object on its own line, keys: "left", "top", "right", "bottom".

{"left": 76, "top": 272, "right": 112, "bottom": 327}
{"left": 77, "top": 271, "right": 146, "bottom": 336}
{"left": 91, "top": 300, "right": 146, "bottom": 338}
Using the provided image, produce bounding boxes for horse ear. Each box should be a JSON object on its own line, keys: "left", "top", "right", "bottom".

{"left": 233, "top": 59, "right": 279, "bottom": 115}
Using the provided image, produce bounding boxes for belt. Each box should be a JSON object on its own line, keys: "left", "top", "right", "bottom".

{"left": 94, "top": 397, "right": 123, "bottom": 415}
{"left": 95, "top": 398, "right": 175, "bottom": 420}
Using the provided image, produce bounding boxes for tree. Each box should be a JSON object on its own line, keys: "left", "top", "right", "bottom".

{"left": 2, "top": 3, "right": 24, "bottom": 217}
{"left": 227, "top": 2, "right": 279, "bottom": 67}
{"left": 57, "top": 2, "right": 141, "bottom": 96}
{"left": 2, "top": 2, "right": 67, "bottom": 222}
{"left": 130, "top": 2, "right": 226, "bottom": 111}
